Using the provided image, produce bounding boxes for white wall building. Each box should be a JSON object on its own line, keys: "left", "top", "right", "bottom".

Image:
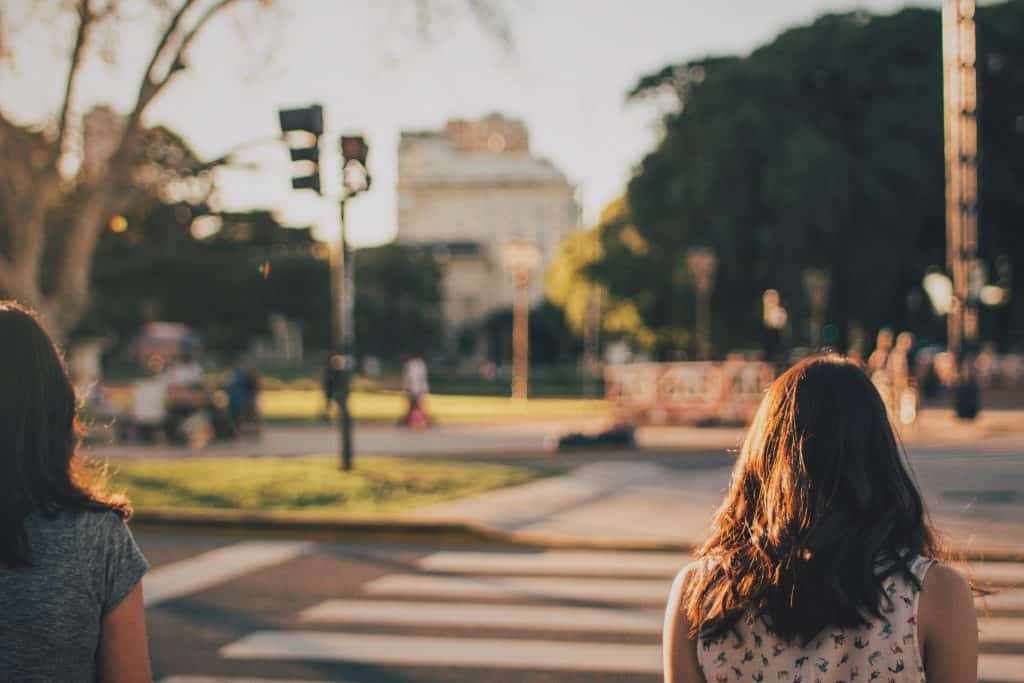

{"left": 397, "top": 114, "right": 579, "bottom": 349}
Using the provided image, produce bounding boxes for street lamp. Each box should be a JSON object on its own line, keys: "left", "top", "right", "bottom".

{"left": 503, "top": 239, "right": 541, "bottom": 400}
{"left": 686, "top": 248, "right": 717, "bottom": 361}
{"left": 923, "top": 270, "right": 955, "bottom": 316}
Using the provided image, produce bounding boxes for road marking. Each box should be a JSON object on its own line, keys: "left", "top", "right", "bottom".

{"left": 161, "top": 678, "right": 354, "bottom": 683}
{"left": 364, "top": 574, "right": 671, "bottom": 604}
{"left": 418, "top": 550, "right": 690, "bottom": 577}
{"left": 979, "top": 617, "right": 1024, "bottom": 644}
{"left": 144, "top": 541, "right": 314, "bottom": 607}
{"left": 978, "top": 590, "right": 1024, "bottom": 612}
{"left": 299, "top": 599, "right": 664, "bottom": 633}
{"left": 980, "top": 653, "right": 1024, "bottom": 682}
{"left": 221, "top": 631, "right": 662, "bottom": 673}
{"left": 955, "top": 562, "right": 1024, "bottom": 587}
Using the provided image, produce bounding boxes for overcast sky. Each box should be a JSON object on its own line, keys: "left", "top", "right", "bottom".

{"left": 2, "top": 0, "right": 926, "bottom": 245}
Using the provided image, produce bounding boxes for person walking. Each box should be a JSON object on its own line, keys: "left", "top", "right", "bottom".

{"left": 664, "top": 355, "right": 977, "bottom": 683}
{"left": 401, "top": 355, "right": 431, "bottom": 428}
{"left": 0, "top": 301, "right": 151, "bottom": 683}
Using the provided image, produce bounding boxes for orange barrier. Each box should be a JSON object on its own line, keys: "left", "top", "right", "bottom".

{"left": 605, "top": 361, "right": 774, "bottom": 425}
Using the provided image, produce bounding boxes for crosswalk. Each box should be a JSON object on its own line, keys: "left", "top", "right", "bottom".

{"left": 152, "top": 545, "right": 1024, "bottom": 682}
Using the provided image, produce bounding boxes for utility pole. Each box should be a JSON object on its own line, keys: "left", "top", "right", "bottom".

{"left": 942, "top": 0, "right": 979, "bottom": 357}
{"left": 943, "top": 0, "right": 982, "bottom": 420}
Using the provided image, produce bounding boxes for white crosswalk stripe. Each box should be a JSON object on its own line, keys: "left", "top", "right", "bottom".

{"left": 364, "top": 573, "right": 671, "bottom": 603}
{"left": 203, "top": 547, "right": 1024, "bottom": 680}
{"left": 145, "top": 541, "right": 314, "bottom": 608}
{"left": 160, "top": 678, "right": 352, "bottom": 683}
{"left": 418, "top": 549, "right": 691, "bottom": 577}
{"left": 300, "top": 599, "right": 664, "bottom": 633}
{"left": 221, "top": 631, "right": 663, "bottom": 674}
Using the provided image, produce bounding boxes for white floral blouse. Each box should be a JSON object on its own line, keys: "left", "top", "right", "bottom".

{"left": 694, "top": 556, "right": 935, "bottom": 683}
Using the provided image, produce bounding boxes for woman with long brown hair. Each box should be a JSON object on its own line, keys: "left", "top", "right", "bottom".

{"left": 664, "top": 355, "right": 977, "bottom": 682}
{"left": 0, "top": 301, "right": 151, "bottom": 682}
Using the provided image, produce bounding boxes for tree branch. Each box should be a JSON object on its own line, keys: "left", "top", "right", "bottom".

{"left": 116, "top": 0, "right": 238, "bottom": 174}
{"left": 54, "top": 0, "right": 95, "bottom": 163}
{"left": 135, "top": 0, "right": 200, "bottom": 111}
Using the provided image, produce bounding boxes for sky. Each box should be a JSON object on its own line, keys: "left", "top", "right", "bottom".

{"left": 1, "top": 0, "right": 923, "bottom": 245}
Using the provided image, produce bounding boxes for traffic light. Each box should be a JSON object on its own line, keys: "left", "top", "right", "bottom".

{"left": 279, "top": 105, "right": 324, "bottom": 194}
{"left": 340, "top": 135, "right": 371, "bottom": 194}
{"left": 340, "top": 136, "right": 367, "bottom": 166}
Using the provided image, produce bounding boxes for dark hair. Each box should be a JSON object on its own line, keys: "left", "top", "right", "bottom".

{"left": 0, "top": 301, "right": 129, "bottom": 567}
{"left": 685, "top": 354, "right": 939, "bottom": 644}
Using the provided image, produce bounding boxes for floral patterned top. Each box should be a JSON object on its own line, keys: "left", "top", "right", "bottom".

{"left": 694, "top": 556, "right": 935, "bottom": 683}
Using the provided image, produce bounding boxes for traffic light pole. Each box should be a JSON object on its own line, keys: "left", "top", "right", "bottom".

{"left": 336, "top": 196, "right": 355, "bottom": 471}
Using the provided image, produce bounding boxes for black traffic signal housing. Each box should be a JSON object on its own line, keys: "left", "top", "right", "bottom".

{"left": 279, "top": 105, "right": 324, "bottom": 194}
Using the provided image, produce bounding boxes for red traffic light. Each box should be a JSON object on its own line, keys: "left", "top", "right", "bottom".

{"left": 340, "top": 136, "right": 368, "bottom": 165}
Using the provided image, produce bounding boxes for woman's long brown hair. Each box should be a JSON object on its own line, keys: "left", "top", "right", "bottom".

{"left": 0, "top": 301, "right": 129, "bottom": 567}
{"left": 685, "top": 354, "right": 939, "bottom": 644}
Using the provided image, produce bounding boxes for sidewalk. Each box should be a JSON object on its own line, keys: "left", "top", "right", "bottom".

{"left": 92, "top": 408, "right": 1024, "bottom": 460}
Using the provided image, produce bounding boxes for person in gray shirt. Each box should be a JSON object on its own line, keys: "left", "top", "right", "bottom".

{"left": 0, "top": 301, "right": 151, "bottom": 682}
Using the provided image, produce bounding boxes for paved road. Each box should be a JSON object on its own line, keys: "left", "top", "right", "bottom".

{"left": 139, "top": 532, "right": 1024, "bottom": 683}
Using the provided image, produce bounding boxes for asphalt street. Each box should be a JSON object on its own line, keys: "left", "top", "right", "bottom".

{"left": 139, "top": 533, "right": 1024, "bottom": 683}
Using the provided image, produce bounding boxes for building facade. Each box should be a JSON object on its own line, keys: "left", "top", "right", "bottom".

{"left": 397, "top": 114, "right": 579, "bottom": 352}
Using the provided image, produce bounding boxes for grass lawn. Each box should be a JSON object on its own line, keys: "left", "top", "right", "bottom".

{"left": 104, "top": 455, "right": 546, "bottom": 515}
{"left": 261, "top": 390, "right": 608, "bottom": 425}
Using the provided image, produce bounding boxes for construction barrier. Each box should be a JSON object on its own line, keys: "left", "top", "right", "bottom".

{"left": 605, "top": 360, "right": 774, "bottom": 426}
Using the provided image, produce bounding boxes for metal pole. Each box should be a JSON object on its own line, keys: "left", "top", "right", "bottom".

{"left": 336, "top": 197, "right": 354, "bottom": 470}
{"left": 512, "top": 280, "right": 530, "bottom": 400}
{"left": 943, "top": 0, "right": 979, "bottom": 356}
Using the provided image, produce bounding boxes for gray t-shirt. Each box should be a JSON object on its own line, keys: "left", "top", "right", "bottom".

{"left": 0, "top": 508, "right": 149, "bottom": 682}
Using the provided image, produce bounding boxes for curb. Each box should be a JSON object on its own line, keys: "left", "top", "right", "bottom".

{"left": 130, "top": 507, "right": 1024, "bottom": 562}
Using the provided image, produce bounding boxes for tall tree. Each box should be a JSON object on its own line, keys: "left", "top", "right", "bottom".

{"left": 0, "top": 0, "right": 511, "bottom": 341}
{"left": 590, "top": 3, "right": 1024, "bottom": 353}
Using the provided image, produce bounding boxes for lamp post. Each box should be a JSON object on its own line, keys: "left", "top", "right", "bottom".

{"left": 802, "top": 268, "right": 831, "bottom": 349}
{"left": 686, "top": 248, "right": 717, "bottom": 361}
{"left": 503, "top": 239, "right": 541, "bottom": 400}
{"left": 942, "top": 0, "right": 980, "bottom": 357}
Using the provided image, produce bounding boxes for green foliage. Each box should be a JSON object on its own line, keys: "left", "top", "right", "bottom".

{"left": 104, "top": 455, "right": 546, "bottom": 514}
{"left": 354, "top": 244, "right": 444, "bottom": 359}
{"left": 589, "top": 3, "right": 1024, "bottom": 352}
{"left": 545, "top": 198, "right": 657, "bottom": 348}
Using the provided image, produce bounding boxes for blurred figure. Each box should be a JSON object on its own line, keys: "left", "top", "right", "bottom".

{"left": 0, "top": 302, "right": 152, "bottom": 682}
{"left": 165, "top": 352, "right": 204, "bottom": 445}
{"left": 226, "top": 360, "right": 261, "bottom": 437}
{"left": 954, "top": 355, "right": 981, "bottom": 420}
{"left": 887, "top": 332, "right": 917, "bottom": 425}
{"left": 866, "top": 327, "right": 894, "bottom": 375}
{"left": 321, "top": 354, "right": 343, "bottom": 421}
{"left": 130, "top": 355, "right": 169, "bottom": 443}
{"left": 975, "top": 342, "right": 997, "bottom": 390}
{"left": 401, "top": 356, "right": 431, "bottom": 428}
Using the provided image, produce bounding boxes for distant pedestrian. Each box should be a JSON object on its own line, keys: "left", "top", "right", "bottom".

{"left": 664, "top": 354, "right": 977, "bottom": 683}
{"left": 322, "top": 354, "right": 346, "bottom": 420}
{"left": 0, "top": 301, "right": 151, "bottom": 682}
{"left": 401, "top": 355, "right": 431, "bottom": 428}
{"left": 226, "top": 360, "right": 261, "bottom": 436}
